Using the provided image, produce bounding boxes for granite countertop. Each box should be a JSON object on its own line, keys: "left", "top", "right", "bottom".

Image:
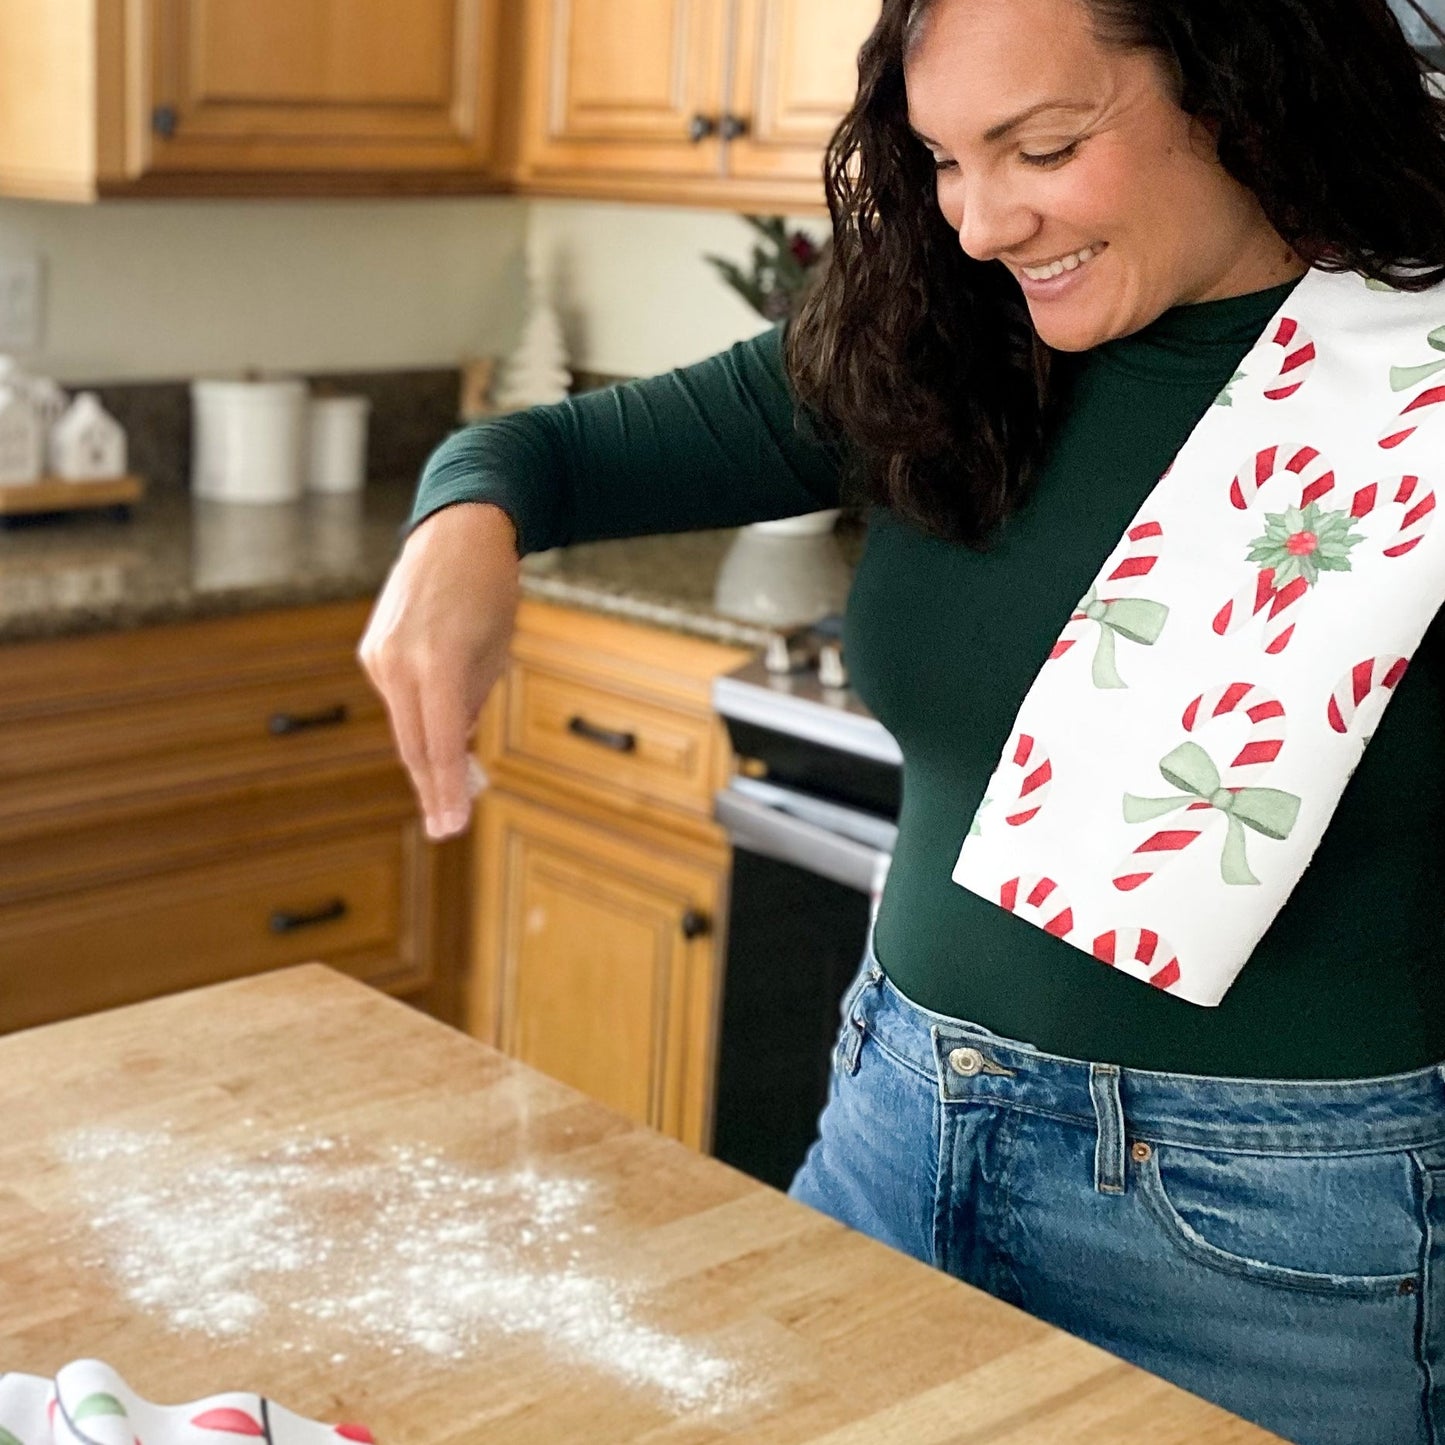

{"left": 0, "top": 479, "right": 862, "bottom": 649}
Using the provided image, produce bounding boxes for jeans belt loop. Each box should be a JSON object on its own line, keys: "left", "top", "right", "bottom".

{"left": 1089, "top": 1062, "right": 1126, "bottom": 1195}
{"left": 841, "top": 1011, "right": 866, "bottom": 1075}
{"left": 840, "top": 971, "right": 879, "bottom": 1077}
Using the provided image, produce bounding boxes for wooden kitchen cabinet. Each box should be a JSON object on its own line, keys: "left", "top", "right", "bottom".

{"left": 0, "top": 600, "right": 467, "bottom": 1032}
{"left": 0, "top": 0, "right": 507, "bottom": 200}
{"left": 470, "top": 600, "right": 751, "bottom": 1148}
{"left": 512, "top": 0, "right": 879, "bottom": 209}
{"left": 473, "top": 788, "right": 726, "bottom": 1147}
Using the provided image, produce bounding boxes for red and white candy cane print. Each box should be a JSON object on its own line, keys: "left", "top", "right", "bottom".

{"left": 1327, "top": 654, "right": 1410, "bottom": 738}
{"left": 998, "top": 731, "right": 1053, "bottom": 825}
{"left": 999, "top": 874, "right": 1074, "bottom": 938}
{"left": 1092, "top": 927, "right": 1183, "bottom": 991}
{"left": 1347, "top": 473, "right": 1437, "bottom": 556}
{"left": 1224, "top": 441, "right": 1336, "bottom": 514}
{"left": 1113, "top": 681, "right": 1287, "bottom": 891}
{"left": 1380, "top": 382, "right": 1445, "bottom": 450}
{"left": 1215, "top": 446, "right": 1437, "bottom": 653}
{"left": 1258, "top": 315, "right": 1317, "bottom": 401}
{"left": 968, "top": 731, "right": 1053, "bottom": 837}
{"left": 1213, "top": 443, "right": 1335, "bottom": 653}
{"left": 1050, "top": 519, "right": 1164, "bottom": 663}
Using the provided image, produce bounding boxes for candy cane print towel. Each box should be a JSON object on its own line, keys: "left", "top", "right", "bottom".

{"left": 0, "top": 1360, "right": 375, "bottom": 1444}
{"left": 953, "top": 267, "right": 1445, "bottom": 1006}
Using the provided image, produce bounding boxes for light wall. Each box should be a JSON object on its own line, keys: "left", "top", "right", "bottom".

{"left": 0, "top": 194, "right": 826, "bottom": 385}
{"left": 526, "top": 199, "right": 813, "bottom": 376}
{"left": 0, "top": 195, "right": 529, "bottom": 383}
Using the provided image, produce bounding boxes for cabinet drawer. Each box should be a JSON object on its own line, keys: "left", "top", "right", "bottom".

{"left": 481, "top": 600, "right": 751, "bottom": 827}
{"left": 0, "top": 666, "right": 391, "bottom": 827}
{"left": 0, "top": 602, "right": 392, "bottom": 829}
{"left": 0, "top": 825, "right": 429, "bottom": 1035}
{"left": 501, "top": 658, "right": 723, "bottom": 818}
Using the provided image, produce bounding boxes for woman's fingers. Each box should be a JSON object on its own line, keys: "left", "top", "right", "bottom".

{"left": 418, "top": 685, "right": 475, "bottom": 838}
{"left": 358, "top": 502, "right": 521, "bottom": 841}
{"left": 378, "top": 680, "right": 444, "bottom": 833}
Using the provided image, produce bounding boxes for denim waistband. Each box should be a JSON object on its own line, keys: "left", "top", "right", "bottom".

{"left": 848, "top": 930, "right": 1445, "bottom": 1155}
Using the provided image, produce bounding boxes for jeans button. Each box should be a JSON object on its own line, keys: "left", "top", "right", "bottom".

{"left": 948, "top": 1046, "right": 984, "bottom": 1077}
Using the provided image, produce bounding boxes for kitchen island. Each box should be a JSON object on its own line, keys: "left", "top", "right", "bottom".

{"left": 0, "top": 965, "right": 1280, "bottom": 1444}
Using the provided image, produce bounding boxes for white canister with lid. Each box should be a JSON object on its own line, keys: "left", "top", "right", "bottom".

{"left": 190, "top": 375, "right": 308, "bottom": 503}
{"left": 306, "top": 392, "right": 370, "bottom": 494}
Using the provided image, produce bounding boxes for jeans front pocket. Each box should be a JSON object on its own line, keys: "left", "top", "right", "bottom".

{"left": 1134, "top": 1139, "right": 1419, "bottom": 1297}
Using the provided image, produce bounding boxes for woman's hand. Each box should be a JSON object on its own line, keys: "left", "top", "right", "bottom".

{"left": 358, "top": 502, "right": 521, "bottom": 840}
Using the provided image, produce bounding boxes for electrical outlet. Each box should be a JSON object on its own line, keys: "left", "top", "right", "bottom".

{"left": 0, "top": 255, "right": 44, "bottom": 352}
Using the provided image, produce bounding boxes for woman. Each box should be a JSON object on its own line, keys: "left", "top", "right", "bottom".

{"left": 360, "top": 1, "right": 1445, "bottom": 1440}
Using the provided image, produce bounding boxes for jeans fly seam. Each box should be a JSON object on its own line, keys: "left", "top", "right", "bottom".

{"left": 931, "top": 1083, "right": 957, "bottom": 1273}
{"left": 989, "top": 1099, "right": 1028, "bottom": 1308}
{"left": 1412, "top": 1152, "right": 1439, "bottom": 1444}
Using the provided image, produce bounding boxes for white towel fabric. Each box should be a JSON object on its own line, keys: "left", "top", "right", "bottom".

{"left": 952, "top": 267, "right": 1445, "bottom": 1006}
{"left": 0, "top": 1360, "right": 374, "bottom": 1444}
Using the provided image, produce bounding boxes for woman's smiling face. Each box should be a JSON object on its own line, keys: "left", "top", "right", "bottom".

{"left": 903, "top": 0, "right": 1306, "bottom": 351}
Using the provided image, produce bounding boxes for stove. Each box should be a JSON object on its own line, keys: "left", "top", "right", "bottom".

{"left": 707, "top": 617, "right": 903, "bottom": 1190}
{"left": 712, "top": 615, "right": 901, "bottom": 820}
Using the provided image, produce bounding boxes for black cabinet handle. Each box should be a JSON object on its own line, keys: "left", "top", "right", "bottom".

{"left": 268, "top": 703, "right": 349, "bottom": 737}
{"left": 688, "top": 113, "right": 718, "bottom": 144}
{"left": 566, "top": 715, "right": 637, "bottom": 753}
{"left": 719, "top": 113, "right": 749, "bottom": 141}
{"left": 269, "top": 898, "right": 348, "bottom": 935}
{"left": 681, "top": 908, "right": 711, "bottom": 940}
{"left": 152, "top": 104, "right": 178, "bottom": 139}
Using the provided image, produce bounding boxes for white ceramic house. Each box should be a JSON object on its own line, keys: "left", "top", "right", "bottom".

{"left": 0, "top": 384, "right": 43, "bottom": 485}
{"left": 51, "top": 392, "right": 126, "bottom": 481}
{"left": 28, "top": 376, "right": 67, "bottom": 447}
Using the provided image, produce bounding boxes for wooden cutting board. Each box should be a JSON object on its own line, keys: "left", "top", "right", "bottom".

{"left": 0, "top": 965, "right": 1280, "bottom": 1443}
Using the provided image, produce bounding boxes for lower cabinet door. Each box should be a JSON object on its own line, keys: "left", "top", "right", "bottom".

{"left": 0, "top": 823, "right": 435, "bottom": 1035}
{"left": 472, "top": 788, "right": 726, "bottom": 1149}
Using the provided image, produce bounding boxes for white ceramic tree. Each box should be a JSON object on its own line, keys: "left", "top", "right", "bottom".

{"left": 492, "top": 258, "right": 571, "bottom": 412}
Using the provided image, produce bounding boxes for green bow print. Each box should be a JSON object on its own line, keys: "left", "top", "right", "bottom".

{"left": 967, "top": 794, "right": 992, "bottom": 838}
{"left": 1122, "top": 740, "right": 1300, "bottom": 885}
{"left": 1074, "top": 587, "right": 1169, "bottom": 689}
{"left": 1389, "top": 323, "right": 1445, "bottom": 391}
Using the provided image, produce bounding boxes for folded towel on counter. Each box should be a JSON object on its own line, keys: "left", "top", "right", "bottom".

{"left": 0, "top": 1360, "right": 374, "bottom": 1444}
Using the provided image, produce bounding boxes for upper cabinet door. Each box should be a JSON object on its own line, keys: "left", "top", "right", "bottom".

{"left": 518, "top": 0, "right": 732, "bottom": 180}
{"left": 132, "top": 0, "right": 504, "bottom": 176}
{"left": 725, "top": 0, "right": 876, "bottom": 186}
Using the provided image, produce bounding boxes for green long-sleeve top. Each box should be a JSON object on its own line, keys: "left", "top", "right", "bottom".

{"left": 413, "top": 280, "right": 1445, "bottom": 1079}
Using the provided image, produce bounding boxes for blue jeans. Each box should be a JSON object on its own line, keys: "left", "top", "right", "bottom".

{"left": 789, "top": 930, "right": 1445, "bottom": 1445}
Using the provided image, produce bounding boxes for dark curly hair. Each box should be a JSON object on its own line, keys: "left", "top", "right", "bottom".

{"left": 786, "top": 0, "right": 1445, "bottom": 548}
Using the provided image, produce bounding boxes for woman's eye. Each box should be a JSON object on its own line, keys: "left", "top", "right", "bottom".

{"left": 931, "top": 155, "right": 957, "bottom": 172}
{"left": 1020, "top": 141, "right": 1080, "bottom": 168}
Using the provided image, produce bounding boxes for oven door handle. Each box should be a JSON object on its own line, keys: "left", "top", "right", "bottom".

{"left": 714, "top": 787, "right": 889, "bottom": 895}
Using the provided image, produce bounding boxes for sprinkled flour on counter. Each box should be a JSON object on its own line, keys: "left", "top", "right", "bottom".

{"left": 51, "top": 1125, "right": 757, "bottom": 1415}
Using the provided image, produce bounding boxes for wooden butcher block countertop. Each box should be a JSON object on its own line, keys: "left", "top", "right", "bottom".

{"left": 0, "top": 966, "right": 1280, "bottom": 1444}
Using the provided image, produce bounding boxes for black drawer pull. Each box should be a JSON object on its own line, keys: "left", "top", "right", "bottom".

{"left": 269, "top": 898, "right": 348, "bottom": 934}
{"left": 681, "top": 908, "right": 711, "bottom": 940}
{"left": 268, "top": 704, "right": 349, "bottom": 737}
{"left": 687, "top": 113, "right": 717, "bottom": 144}
{"left": 566, "top": 715, "right": 637, "bottom": 753}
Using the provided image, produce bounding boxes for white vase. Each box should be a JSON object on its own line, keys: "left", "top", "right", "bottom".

{"left": 745, "top": 508, "right": 840, "bottom": 538}
{"left": 712, "top": 524, "right": 851, "bottom": 627}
